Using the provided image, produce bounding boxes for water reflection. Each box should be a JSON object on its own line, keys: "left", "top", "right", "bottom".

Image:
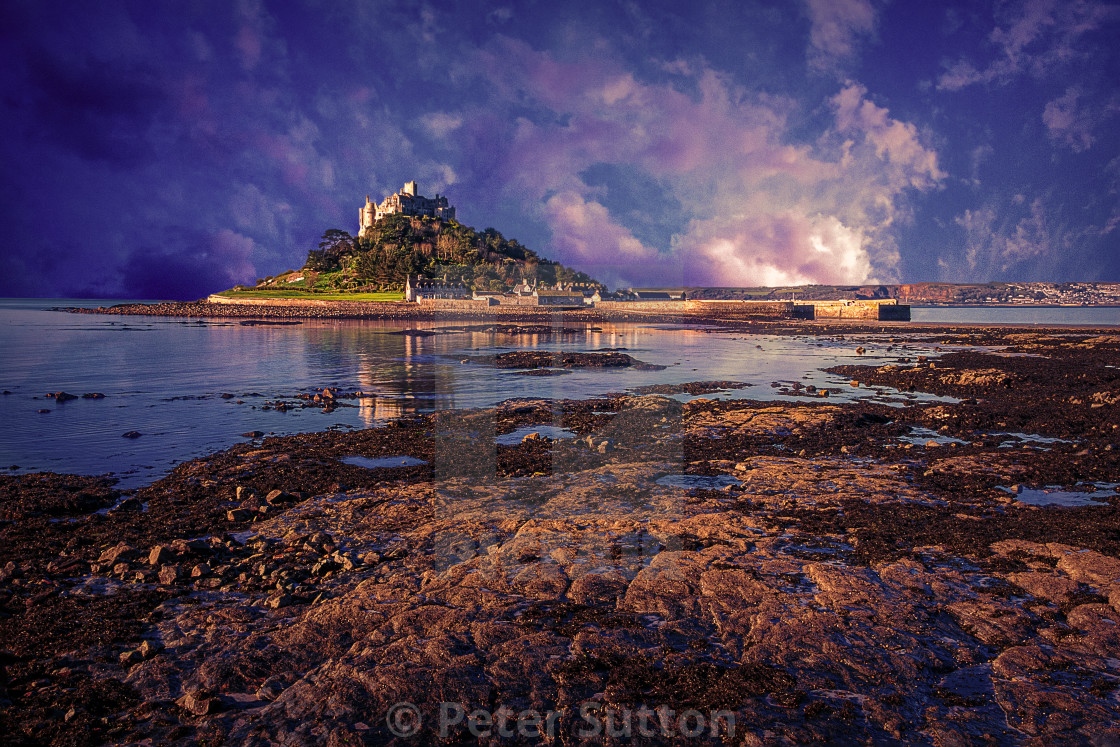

{"left": 0, "top": 303, "right": 953, "bottom": 485}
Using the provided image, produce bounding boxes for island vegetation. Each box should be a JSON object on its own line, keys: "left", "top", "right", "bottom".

{"left": 233, "top": 215, "right": 600, "bottom": 300}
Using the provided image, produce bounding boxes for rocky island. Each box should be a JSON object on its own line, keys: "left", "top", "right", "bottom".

{"left": 1, "top": 324, "right": 1119, "bottom": 744}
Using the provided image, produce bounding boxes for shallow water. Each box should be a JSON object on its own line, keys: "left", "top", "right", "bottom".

{"left": 913, "top": 305, "right": 1120, "bottom": 326}
{"left": 1003, "top": 485, "right": 1118, "bottom": 507}
{"left": 495, "top": 425, "right": 577, "bottom": 445}
{"left": 655, "top": 474, "right": 742, "bottom": 490}
{"left": 341, "top": 455, "right": 428, "bottom": 469}
{"left": 2, "top": 299, "right": 950, "bottom": 485}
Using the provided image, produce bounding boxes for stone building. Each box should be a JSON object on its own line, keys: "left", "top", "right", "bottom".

{"left": 532, "top": 289, "right": 585, "bottom": 306}
{"left": 360, "top": 181, "right": 455, "bottom": 237}
{"left": 404, "top": 275, "right": 469, "bottom": 302}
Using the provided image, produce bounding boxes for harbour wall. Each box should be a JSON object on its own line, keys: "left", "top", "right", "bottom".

{"left": 416, "top": 298, "right": 496, "bottom": 310}
{"left": 794, "top": 300, "right": 911, "bottom": 321}
{"left": 594, "top": 300, "right": 796, "bottom": 316}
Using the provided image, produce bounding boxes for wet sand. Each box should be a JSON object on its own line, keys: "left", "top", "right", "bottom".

{"left": 2, "top": 324, "right": 1119, "bottom": 744}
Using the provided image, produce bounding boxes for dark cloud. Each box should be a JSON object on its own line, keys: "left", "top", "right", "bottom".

{"left": 116, "top": 229, "right": 257, "bottom": 301}
{"left": 23, "top": 51, "right": 166, "bottom": 166}
{"left": 0, "top": 0, "right": 1117, "bottom": 298}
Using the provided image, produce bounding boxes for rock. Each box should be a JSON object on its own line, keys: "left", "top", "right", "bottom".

{"left": 227, "top": 508, "right": 253, "bottom": 522}
{"left": 256, "top": 675, "right": 288, "bottom": 701}
{"left": 265, "top": 594, "right": 292, "bottom": 610}
{"left": 37, "top": 409, "right": 50, "bottom": 414}
{"left": 1007, "top": 572, "right": 1081, "bottom": 604}
{"left": 265, "top": 489, "right": 298, "bottom": 505}
{"left": 170, "top": 538, "right": 210, "bottom": 556}
{"left": 119, "top": 649, "right": 143, "bottom": 668}
{"left": 50, "top": 392, "right": 78, "bottom": 402}
{"left": 138, "top": 640, "right": 163, "bottom": 659}
{"left": 158, "top": 565, "right": 181, "bottom": 585}
{"left": 1053, "top": 549, "right": 1120, "bottom": 588}
{"left": 149, "top": 545, "right": 173, "bottom": 566}
{"left": 850, "top": 380, "right": 860, "bottom": 387}
{"left": 121, "top": 431, "right": 142, "bottom": 439}
{"left": 98, "top": 542, "right": 139, "bottom": 565}
{"left": 177, "top": 690, "right": 222, "bottom": 716}
{"left": 191, "top": 563, "right": 211, "bottom": 578}
{"left": 81, "top": 392, "right": 105, "bottom": 399}
{"left": 521, "top": 432, "right": 542, "bottom": 443}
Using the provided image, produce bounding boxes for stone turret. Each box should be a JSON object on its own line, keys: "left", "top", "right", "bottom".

{"left": 359, "top": 181, "right": 456, "bottom": 237}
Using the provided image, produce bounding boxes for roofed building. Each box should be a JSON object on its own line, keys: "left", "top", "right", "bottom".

{"left": 404, "top": 275, "right": 468, "bottom": 302}
{"left": 360, "top": 181, "right": 456, "bottom": 237}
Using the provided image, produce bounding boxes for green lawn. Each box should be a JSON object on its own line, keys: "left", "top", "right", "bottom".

{"left": 216, "top": 289, "right": 404, "bottom": 302}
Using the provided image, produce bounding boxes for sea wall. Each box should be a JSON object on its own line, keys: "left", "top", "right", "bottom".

{"left": 794, "top": 300, "right": 911, "bottom": 321}
{"left": 686, "top": 300, "right": 796, "bottom": 317}
{"left": 207, "top": 295, "right": 401, "bottom": 314}
{"left": 592, "top": 300, "right": 795, "bottom": 317}
{"left": 594, "top": 301, "right": 689, "bottom": 313}
{"left": 417, "top": 297, "right": 496, "bottom": 310}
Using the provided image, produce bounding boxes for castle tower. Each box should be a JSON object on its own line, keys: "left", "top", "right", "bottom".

{"left": 403, "top": 181, "right": 418, "bottom": 196}
{"left": 359, "top": 195, "right": 375, "bottom": 237}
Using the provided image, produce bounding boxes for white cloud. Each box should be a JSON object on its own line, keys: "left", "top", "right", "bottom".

{"left": 954, "top": 197, "right": 1059, "bottom": 278}
{"left": 804, "top": 0, "right": 877, "bottom": 72}
{"left": 421, "top": 112, "right": 464, "bottom": 139}
{"left": 937, "top": 0, "right": 1120, "bottom": 91}
{"left": 476, "top": 42, "right": 944, "bottom": 287}
{"left": 1042, "top": 88, "right": 1094, "bottom": 151}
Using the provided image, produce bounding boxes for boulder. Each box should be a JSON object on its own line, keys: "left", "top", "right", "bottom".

{"left": 176, "top": 690, "right": 222, "bottom": 716}
{"left": 158, "top": 564, "right": 181, "bottom": 585}
{"left": 98, "top": 542, "right": 139, "bottom": 565}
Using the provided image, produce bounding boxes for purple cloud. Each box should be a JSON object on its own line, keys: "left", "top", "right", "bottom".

{"left": 469, "top": 41, "right": 943, "bottom": 288}
{"left": 804, "top": 0, "right": 878, "bottom": 73}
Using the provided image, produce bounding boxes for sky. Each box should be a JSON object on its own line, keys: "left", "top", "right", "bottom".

{"left": 1, "top": 0, "right": 1118, "bottom": 299}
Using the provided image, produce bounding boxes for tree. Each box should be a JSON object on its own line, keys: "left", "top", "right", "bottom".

{"left": 306, "top": 229, "right": 355, "bottom": 271}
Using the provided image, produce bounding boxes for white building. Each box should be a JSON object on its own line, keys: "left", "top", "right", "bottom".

{"left": 359, "top": 181, "right": 456, "bottom": 237}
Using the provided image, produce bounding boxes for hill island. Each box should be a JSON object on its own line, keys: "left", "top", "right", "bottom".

{"left": 206, "top": 182, "right": 909, "bottom": 321}
{"left": 239, "top": 181, "right": 603, "bottom": 302}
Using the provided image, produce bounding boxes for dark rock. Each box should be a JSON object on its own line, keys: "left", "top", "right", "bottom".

{"left": 81, "top": 393, "right": 105, "bottom": 399}
{"left": 98, "top": 542, "right": 139, "bottom": 564}
{"left": 265, "top": 593, "right": 292, "bottom": 610}
{"left": 122, "top": 431, "right": 142, "bottom": 439}
{"left": 177, "top": 690, "right": 223, "bottom": 716}
{"left": 265, "top": 489, "right": 298, "bottom": 505}
{"left": 50, "top": 392, "right": 78, "bottom": 402}
{"left": 148, "top": 545, "right": 173, "bottom": 566}
{"left": 138, "top": 640, "right": 163, "bottom": 659}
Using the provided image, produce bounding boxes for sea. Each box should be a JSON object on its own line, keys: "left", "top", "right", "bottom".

{"left": 2, "top": 298, "right": 1117, "bottom": 487}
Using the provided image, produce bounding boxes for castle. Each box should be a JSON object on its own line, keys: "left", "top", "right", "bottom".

{"left": 359, "top": 181, "right": 455, "bottom": 237}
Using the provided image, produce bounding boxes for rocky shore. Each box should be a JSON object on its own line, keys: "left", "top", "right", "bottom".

{"left": 2, "top": 328, "right": 1120, "bottom": 744}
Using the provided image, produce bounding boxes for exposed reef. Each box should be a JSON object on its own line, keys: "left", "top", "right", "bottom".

{"left": 2, "top": 330, "right": 1119, "bottom": 744}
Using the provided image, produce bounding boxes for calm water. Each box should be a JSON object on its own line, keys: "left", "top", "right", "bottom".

{"left": 2, "top": 298, "right": 1111, "bottom": 486}
{"left": 913, "top": 305, "right": 1120, "bottom": 326}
